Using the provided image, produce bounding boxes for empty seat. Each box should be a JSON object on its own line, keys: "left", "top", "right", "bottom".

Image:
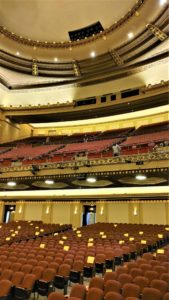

{"left": 118, "top": 273, "right": 132, "bottom": 286}
{"left": 54, "top": 263, "right": 71, "bottom": 294}
{"left": 105, "top": 291, "right": 123, "bottom": 300}
{"left": 69, "top": 260, "right": 84, "bottom": 284}
{"left": 89, "top": 277, "right": 104, "bottom": 290}
{"left": 37, "top": 268, "right": 56, "bottom": 296}
{"left": 14, "top": 273, "right": 36, "bottom": 300}
{"left": 48, "top": 292, "right": 65, "bottom": 300}
{"left": 11, "top": 271, "right": 24, "bottom": 286}
{"left": 160, "top": 273, "right": 169, "bottom": 285}
{"left": 122, "top": 283, "right": 140, "bottom": 299}
{"left": 133, "top": 276, "right": 149, "bottom": 292}
{"left": 69, "top": 283, "right": 86, "bottom": 300}
{"left": 104, "top": 279, "right": 121, "bottom": 295}
{"left": 150, "top": 279, "right": 168, "bottom": 295}
{"left": 86, "top": 287, "right": 104, "bottom": 300}
{"left": 141, "top": 287, "right": 163, "bottom": 300}
{"left": 130, "top": 268, "right": 143, "bottom": 278}
{"left": 0, "top": 279, "right": 13, "bottom": 297}
{"left": 144, "top": 270, "right": 159, "bottom": 283}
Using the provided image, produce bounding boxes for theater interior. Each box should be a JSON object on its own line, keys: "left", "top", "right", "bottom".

{"left": 0, "top": 0, "right": 169, "bottom": 299}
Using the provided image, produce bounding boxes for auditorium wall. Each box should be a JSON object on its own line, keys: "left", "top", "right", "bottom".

{"left": 2, "top": 201, "right": 167, "bottom": 226}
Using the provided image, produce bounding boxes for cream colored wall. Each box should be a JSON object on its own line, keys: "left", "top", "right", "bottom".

{"left": 0, "top": 202, "right": 4, "bottom": 222}
{"left": 107, "top": 202, "right": 129, "bottom": 223}
{"left": 24, "top": 202, "right": 43, "bottom": 221}
{"left": 0, "top": 201, "right": 168, "bottom": 226}
{"left": 52, "top": 202, "right": 71, "bottom": 224}
{"left": 0, "top": 118, "right": 32, "bottom": 144}
{"left": 142, "top": 203, "right": 167, "bottom": 225}
{"left": 0, "top": 61, "right": 168, "bottom": 107}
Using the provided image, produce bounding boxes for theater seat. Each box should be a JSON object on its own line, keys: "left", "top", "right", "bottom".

{"left": 0, "top": 279, "right": 13, "bottom": 297}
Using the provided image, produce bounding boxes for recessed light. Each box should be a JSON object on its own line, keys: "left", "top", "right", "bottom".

{"left": 128, "top": 32, "right": 134, "bottom": 39}
{"left": 54, "top": 57, "right": 58, "bottom": 62}
{"left": 7, "top": 181, "right": 16, "bottom": 186}
{"left": 160, "top": 0, "right": 167, "bottom": 6}
{"left": 16, "top": 51, "right": 20, "bottom": 56}
{"left": 90, "top": 51, "right": 96, "bottom": 58}
{"left": 45, "top": 179, "right": 54, "bottom": 185}
{"left": 135, "top": 174, "right": 147, "bottom": 180}
{"left": 86, "top": 177, "right": 96, "bottom": 183}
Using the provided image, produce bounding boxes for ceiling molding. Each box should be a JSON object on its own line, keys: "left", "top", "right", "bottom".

{"left": 0, "top": 0, "right": 145, "bottom": 49}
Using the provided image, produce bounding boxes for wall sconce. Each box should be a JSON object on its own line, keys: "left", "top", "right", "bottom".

{"left": 46, "top": 206, "right": 50, "bottom": 214}
{"left": 133, "top": 206, "right": 138, "bottom": 216}
{"left": 74, "top": 206, "right": 78, "bottom": 215}
{"left": 100, "top": 206, "right": 104, "bottom": 215}
{"left": 18, "top": 206, "right": 22, "bottom": 214}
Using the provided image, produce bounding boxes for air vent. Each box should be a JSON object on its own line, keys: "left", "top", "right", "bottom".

{"left": 121, "top": 89, "right": 139, "bottom": 99}
{"left": 76, "top": 98, "right": 96, "bottom": 107}
{"left": 69, "top": 21, "right": 104, "bottom": 41}
{"left": 111, "top": 94, "right": 116, "bottom": 101}
{"left": 101, "top": 96, "right": 106, "bottom": 103}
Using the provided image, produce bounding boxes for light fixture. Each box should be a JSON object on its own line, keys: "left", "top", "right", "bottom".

{"left": 16, "top": 51, "right": 20, "bottom": 56}
{"left": 7, "top": 181, "right": 16, "bottom": 186}
{"left": 54, "top": 57, "right": 58, "bottom": 62}
{"left": 128, "top": 32, "right": 134, "bottom": 39}
{"left": 135, "top": 174, "right": 147, "bottom": 180}
{"left": 45, "top": 179, "right": 54, "bottom": 185}
{"left": 90, "top": 51, "right": 96, "bottom": 58}
{"left": 86, "top": 177, "right": 96, "bottom": 183}
{"left": 160, "top": 0, "right": 167, "bottom": 6}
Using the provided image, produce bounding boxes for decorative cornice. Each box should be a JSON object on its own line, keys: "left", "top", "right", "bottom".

{"left": 0, "top": 0, "right": 145, "bottom": 49}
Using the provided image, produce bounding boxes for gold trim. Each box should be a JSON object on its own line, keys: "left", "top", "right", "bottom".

{"left": 0, "top": 0, "right": 145, "bottom": 49}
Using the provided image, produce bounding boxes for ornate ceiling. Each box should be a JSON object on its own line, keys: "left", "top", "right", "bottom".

{"left": 0, "top": 0, "right": 168, "bottom": 94}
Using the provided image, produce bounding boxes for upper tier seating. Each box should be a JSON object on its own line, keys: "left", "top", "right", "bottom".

{"left": 0, "top": 144, "right": 61, "bottom": 160}
{"left": 54, "top": 139, "right": 120, "bottom": 154}
{"left": 121, "top": 130, "right": 169, "bottom": 147}
{"left": 131, "top": 122, "right": 169, "bottom": 136}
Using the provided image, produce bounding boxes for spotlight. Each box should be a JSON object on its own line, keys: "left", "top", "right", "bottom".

{"left": 86, "top": 176, "right": 96, "bottom": 183}
{"left": 7, "top": 181, "right": 16, "bottom": 187}
{"left": 135, "top": 174, "right": 147, "bottom": 180}
{"left": 160, "top": 0, "right": 167, "bottom": 6}
{"left": 45, "top": 179, "right": 54, "bottom": 185}
{"left": 90, "top": 51, "right": 96, "bottom": 58}
{"left": 128, "top": 32, "right": 134, "bottom": 39}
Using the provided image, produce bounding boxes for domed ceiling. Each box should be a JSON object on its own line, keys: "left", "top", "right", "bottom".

{"left": 0, "top": 0, "right": 168, "bottom": 107}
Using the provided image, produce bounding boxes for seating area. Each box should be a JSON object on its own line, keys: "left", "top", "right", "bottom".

{"left": 0, "top": 122, "right": 168, "bottom": 168}
{"left": 0, "top": 144, "right": 61, "bottom": 160}
{"left": 0, "top": 221, "right": 72, "bottom": 246}
{"left": 0, "top": 222, "right": 168, "bottom": 299}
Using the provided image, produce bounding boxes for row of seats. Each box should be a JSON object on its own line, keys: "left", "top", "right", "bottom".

{"left": 0, "top": 220, "right": 72, "bottom": 245}
{"left": 0, "top": 223, "right": 168, "bottom": 299}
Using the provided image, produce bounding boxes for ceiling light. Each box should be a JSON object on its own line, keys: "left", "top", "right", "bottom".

{"left": 16, "top": 51, "right": 20, "bottom": 56}
{"left": 90, "top": 51, "right": 96, "bottom": 58}
{"left": 160, "top": 0, "right": 167, "bottom": 5}
{"left": 135, "top": 174, "right": 147, "bottom": 181}
{"left": 128, "top": 32, "right": 134, "bottom": 39}
{"left": 86, "top": 177, "right": 96, "bottom": 183}
{"left": 54, "top": 57, "right": 58, "bottom": 62}
{"left": 45, "top": 179, "right": 54, "bottom": 185}
{"left": 7, "top": 181, "right": 16, "bottom": 186}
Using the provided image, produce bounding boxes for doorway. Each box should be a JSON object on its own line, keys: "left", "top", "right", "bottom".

{"left": 3, "top": 205, "right": 16, "bottom": 223}
{"left": 82, "top": 205, "right": 96, "bottom": 226}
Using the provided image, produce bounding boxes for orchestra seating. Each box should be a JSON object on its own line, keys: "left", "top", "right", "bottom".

{"left": 0, "top": 222, "right": 168, "bottom": 299}
{"left": 0, "top": 221, "right": 71, "bottom": 245}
